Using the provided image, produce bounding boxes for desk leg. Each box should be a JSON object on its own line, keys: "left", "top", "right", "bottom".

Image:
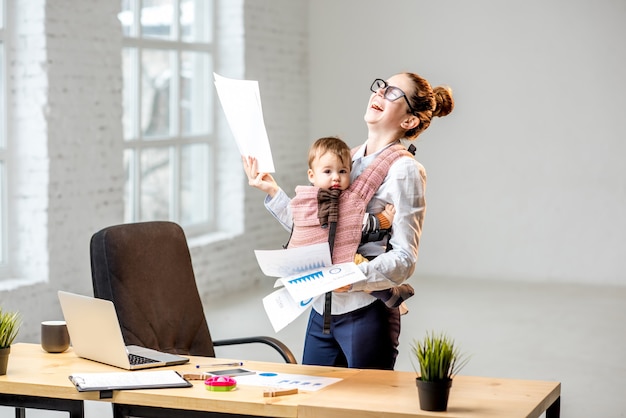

{"left": 0, "top": 394, "right": 84, "bottom": 418}
{"left": 546, "top": 396, "right": 560, "bottom": 418}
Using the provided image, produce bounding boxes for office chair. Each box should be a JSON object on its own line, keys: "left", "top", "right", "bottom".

{"left": 90, "top": 221, "right": 296, "bottom": 363}
{"left": 90, "top": 221, "right": 297, "bottom": 418}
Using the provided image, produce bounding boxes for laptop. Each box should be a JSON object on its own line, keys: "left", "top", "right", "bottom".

{"left": 58, "top": 290, "right": 190, "bottom": 370}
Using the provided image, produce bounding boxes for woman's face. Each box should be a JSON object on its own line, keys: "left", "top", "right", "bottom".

{"left": 364, "top": 74, "right": 415, "bottom": 132}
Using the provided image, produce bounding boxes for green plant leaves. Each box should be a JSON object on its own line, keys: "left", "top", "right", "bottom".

{"left": 0, "top": 309, "right": 21, "bottom": 348}
{"left": 410, "top": 330, "right": 470, "bottom": 382}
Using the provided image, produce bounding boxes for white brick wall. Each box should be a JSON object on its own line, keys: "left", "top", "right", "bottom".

{"left": 8, "top": 0, "right": 49, "bottom": 285}
{"left": 44, "top": 0, "right": 125, "bottom": 296}
{"left": 1, "top": 0, "right": 310, "bottom": 344}
{"left": 3, "top": 0, "right": 125, "bottom": 341}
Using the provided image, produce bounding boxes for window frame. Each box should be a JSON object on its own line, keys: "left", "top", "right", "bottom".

{"left": 121, "top": 0, "right": 216, "bottom": 237}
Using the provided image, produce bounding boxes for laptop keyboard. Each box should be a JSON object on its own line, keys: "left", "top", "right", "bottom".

{"left": 128, "top": 353, "right": 159, "bottom": 365}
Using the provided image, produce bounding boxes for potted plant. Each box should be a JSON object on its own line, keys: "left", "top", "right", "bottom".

{"left": 410, "top": 330, "right": 469, "bottom": 411}
{"left": 0, "top": 308, "right": 21, "bottom": 375}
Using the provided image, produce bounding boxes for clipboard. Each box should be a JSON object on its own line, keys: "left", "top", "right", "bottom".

{"left": 68, "top": 370, "right": 192, "bottom": 393}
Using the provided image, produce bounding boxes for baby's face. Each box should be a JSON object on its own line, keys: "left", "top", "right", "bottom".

{"left": 308, "top": 152, "right": 351, "bottom": 190}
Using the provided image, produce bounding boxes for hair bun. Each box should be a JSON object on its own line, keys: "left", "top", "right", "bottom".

{"left": 432, "top": 86, "right": 454, "bottom": 118}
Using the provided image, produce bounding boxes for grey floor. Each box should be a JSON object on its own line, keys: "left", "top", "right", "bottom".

{"left": 4, "top": 276, "right": 625, "bottom": 417}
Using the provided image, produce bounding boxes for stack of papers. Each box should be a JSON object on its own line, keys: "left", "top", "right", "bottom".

{"left": 256, "top": 243, "right": 367, "bottom": 332}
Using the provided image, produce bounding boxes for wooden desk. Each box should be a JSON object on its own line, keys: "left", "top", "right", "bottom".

{"left": 299, "top": 369, "right": 561, "bottom": 418}
{"left": 0, "top": 343, "right": 357, "bottom": 418}
{"left": 0, "top": 343, "right": 560, "bottom": 418}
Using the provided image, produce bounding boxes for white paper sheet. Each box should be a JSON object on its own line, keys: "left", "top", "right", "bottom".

{"left": 254, "top": 243, "right": 332, "bottom": 278}
{"left": 262, "top": 287, "right": 315, "bottom": 333}
{"left": 279, "top": 262, "right": 366, "bottom": 303}
{"left": 214, "top": 73, "right": 275, "bottom": 172}
{"left": 234, "top": 371, "right": 341, "bottom": 392}
{"left": 256, "top": 243, "right": 367, "bottom": 332}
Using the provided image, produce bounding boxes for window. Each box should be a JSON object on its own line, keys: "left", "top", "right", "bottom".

{"left": 0, "top": 0, "right": 7, "bottom": 270}
{"left": 120, "top": 0, "right": 215, "bottom": 235}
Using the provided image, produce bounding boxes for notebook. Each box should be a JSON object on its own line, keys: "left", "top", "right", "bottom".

{"left": 58, "top": 290, "right": 190, "bottom": 370}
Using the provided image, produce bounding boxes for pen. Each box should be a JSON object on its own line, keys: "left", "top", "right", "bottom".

{"left": 195, "top": 362, "right": 243, "bottom": 369}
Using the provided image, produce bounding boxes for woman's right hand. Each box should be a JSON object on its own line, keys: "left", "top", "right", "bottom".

{"left": 242, "top": 156, "right": 279, "bottom": 197}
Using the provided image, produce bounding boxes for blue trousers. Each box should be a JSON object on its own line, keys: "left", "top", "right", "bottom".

{"left": 302, "top": 299, "right": 400, "bottom": 370}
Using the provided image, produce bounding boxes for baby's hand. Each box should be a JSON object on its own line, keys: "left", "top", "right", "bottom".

{"left": 381, "top": 203, "right": 396, "bottom": 224}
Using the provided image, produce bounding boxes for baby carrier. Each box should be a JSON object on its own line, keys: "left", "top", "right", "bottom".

{"left": 287, "top": 143, "right": 415, "bottom": 332}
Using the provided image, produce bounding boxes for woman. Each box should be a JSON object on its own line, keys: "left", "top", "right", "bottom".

{"left": 243, "top": 72, "right": 454, "bottom": 369}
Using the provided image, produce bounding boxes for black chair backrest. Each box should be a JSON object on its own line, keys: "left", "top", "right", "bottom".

{"left": 90, "top": 221, "right": 215, "bottom": 357}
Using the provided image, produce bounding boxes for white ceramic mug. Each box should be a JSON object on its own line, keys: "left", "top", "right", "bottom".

{"left": 41, "top": 320, "right": 70, "bottom": 353}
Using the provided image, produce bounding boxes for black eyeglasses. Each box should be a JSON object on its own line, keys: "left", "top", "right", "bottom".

{"left": 370, "top": 78, "right": 416, "bottom": 114}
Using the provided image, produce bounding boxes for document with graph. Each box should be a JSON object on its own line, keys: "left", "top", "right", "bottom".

{"left": 277, "top": 261, "right": 366, "bottom": 302}
{"left": 254, "top": 242, "right": 366, "bottom": 300}
{"left": 254, "top": 242, "right": 332, "bottom": 278}
{"left": 255, "top": 243, "right": 367, "bottom": 332}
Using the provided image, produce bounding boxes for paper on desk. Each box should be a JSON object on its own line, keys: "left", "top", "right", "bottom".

{"left": 214, "top": 73, "right": 275, "bottom": 173}
{"left": 68, "top": 370, "right": 191, "bottom": 392}
{"left": 234, "top": 371, "right": 341, "bottom": 392}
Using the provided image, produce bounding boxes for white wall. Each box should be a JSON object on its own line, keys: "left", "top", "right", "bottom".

{"left": 4, "top": 0, "right": 624, "bottom": 347}
{"left": 309, "top": 0, "right": 626, "bottom": 285}
{"left": 1, "top": 0, "right": 310, "bottom": 344}
{"left": 4, "top": 0, "right": 125, "bottom": 341}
